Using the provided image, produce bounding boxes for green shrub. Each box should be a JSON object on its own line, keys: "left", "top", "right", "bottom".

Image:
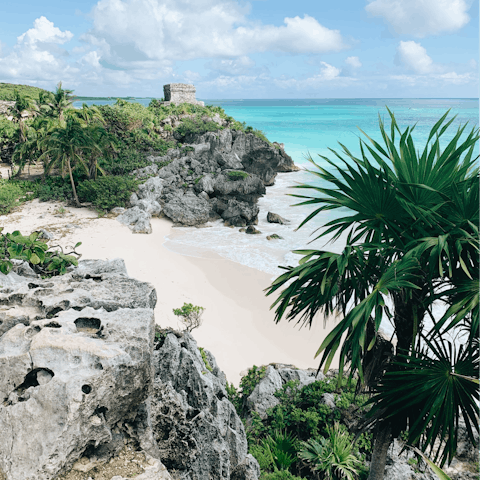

{"left": 163, "top": 124, "right": 173, "bottom": 132}
{"left": 228, "top": 365, "right": 267, "bottom": 416}
{"left": 227, "top": 170, "right": 249, "bottom": 180}
{"left": 175, "top": 117, "right": 222, "bottom": 137}
{"left": 33, "top": 176, "right": 74, "bottom": 203}
{"left": 172, "top": 302, "right": 205, "bottom": 332}
{"left": 198, "top": 347, "right": 213, "bottom": 372}
{"left": 0, "top": 180, "right": 27, "bottom": 214}
{"left": 0, "top": 229, "right": 81, "bottom": 276}
{"left": 298, "top": 423, "right": 365, "bottom": 480}
{"left": 77, "top": 175, "right": 139, "bottom": 210}
{"left": 260, "top": 471, "right": 306, "bottom": 480}
{"left": 100, "top": 148, "right": 151, "bottom": 176}
{"left": 250, "top": 431, "right": 298, "bottom": 473}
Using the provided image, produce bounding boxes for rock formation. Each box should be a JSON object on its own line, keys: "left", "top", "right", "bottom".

{"left": 0, "top": 259, "right": 160, "bottom": 480}
{"left": 120, "top": 129, "right": 298, "bottom": 231}
{"left": 0, "top": 261, "right": 258, "bottom": 480}
{"left": 150, "top": 330, "right": 259, "bottom": 480}
{"left": 245, "top": 364, "right": 326, "bottom": 420}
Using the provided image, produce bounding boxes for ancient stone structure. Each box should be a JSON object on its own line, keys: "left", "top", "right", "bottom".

{"left": 162, "top": 83, "right": 204, "bottom": 106}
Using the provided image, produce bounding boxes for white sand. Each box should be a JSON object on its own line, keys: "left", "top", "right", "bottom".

{"left": 2, "top": 199, "right": 339, "bottom": 385}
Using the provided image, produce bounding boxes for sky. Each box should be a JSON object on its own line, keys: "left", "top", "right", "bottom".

{"left": 0, "top": 0, "right": 478, "bottom": 98}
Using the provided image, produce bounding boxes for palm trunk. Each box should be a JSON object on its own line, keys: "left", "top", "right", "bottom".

{"left": 68, "top": 159, "right": 81, "bottom": 207}
{"left": 367, "top": 422, "right": 392, "bottom": 480}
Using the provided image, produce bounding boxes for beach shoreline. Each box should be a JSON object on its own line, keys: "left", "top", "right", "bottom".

{"left": 1, "top": 199, "right": 338, "bottom": 385}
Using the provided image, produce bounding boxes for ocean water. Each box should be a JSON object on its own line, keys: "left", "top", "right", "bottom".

{"left": 74, "top": 98, "right": 479, "bottom": 277}
{"left": 162, "top": 98, "right": 479, "bottom": 277}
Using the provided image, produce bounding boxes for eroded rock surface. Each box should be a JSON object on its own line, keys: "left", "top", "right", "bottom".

{"left": 119, "top": 129, "right": 297, "bottom": 231}
{"left": 0, "top": 259, "right": 159, "bottom": 480}
{"left": 151, "top": 330, "right": 259, "bottom": 480}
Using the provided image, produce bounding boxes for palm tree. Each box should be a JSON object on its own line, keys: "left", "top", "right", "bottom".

{"left": 40, "top": 117, "right": 96, "bottom": 206}
{"left": 266, "top": 110, "right": 479, "bottom": 479}
{"left": 8, "top": 90, "right": 38, "bottom": 175}
{"left": 47, "top": 82, "right": 75, "bottom": 124}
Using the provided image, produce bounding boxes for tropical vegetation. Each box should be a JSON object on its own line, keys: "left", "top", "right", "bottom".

{"left": 0, "top": 82, "right": 269, "bottom": 215}
{"left": 266, "top": 109, "right": 479, "bottom": 479}
{"left": 228, "top": 369, "right": 372, "bottom": 480}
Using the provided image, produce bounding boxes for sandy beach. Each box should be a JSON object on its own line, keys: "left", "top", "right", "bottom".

{"left": 2, "top": 199, "right": 338, "bottom": 385}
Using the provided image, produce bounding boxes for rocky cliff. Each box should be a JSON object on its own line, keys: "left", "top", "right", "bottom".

{"left": 117, "top": 129, "right": 299, "bottom": 232}
{"left": 0, "top": 260, "right": 258, "bottom": 480}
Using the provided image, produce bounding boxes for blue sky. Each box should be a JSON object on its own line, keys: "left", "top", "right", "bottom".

{"left": 0, "top": 0, "right": 478, "bottom": 98}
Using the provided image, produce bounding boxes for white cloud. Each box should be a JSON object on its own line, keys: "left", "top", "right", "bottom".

{"left": 17, "top": 16, "right": 73, "bottom": 46}
{"left": 84, "top": 0, "right": 348, "bottom": 68}
{"left": 365, "top": 0, "right": 471, "bottom": 37}
{"left": 345, "top": 56, "right": 362, "bottom": 68}
{"left": 0, "top": 17, "right": 76, "bottom": 82}
{"left": 206, "top": 56, "right": 256, "bottom": 75}
{"left": 395, "top": 41, "right": 439, "bottom": 74}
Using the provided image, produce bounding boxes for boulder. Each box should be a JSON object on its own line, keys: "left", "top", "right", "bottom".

{"left": 246, "top": 366, "right": 283, "bottom": 419}
{"left": 163, "top": 192, "right": 212, "bottom": 226}
{"left": 151, "top": 331, "right": 259, "bottom": 480}
{"left": 245, "top": 225, "right": 261, "bottom": 234}
{"left": 215, "top": 199, "right": 259, "bottom": 227}
{"left": 117, "top": 206, "right": 153, "bottom": 234}
{"left": 0, "top": 259, "right": 159, "bottom": 480}
{"left": 266, "top": 212, "right": 290, "bottom": 225}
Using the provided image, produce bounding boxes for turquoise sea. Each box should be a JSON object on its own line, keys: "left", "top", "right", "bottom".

{"left": 74, "top": 98, "right": 479, "bottom": 277}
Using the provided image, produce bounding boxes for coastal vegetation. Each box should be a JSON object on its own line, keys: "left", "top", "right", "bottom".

{"left": 0, "top": 82, "right": 49, "bottom": 101}
{"left": 228, "top": 368, "right": 372, "bottom": 479}
{"left": 0, "top": 82, "right": 270, "bottom": 215}
{"left": 0, "top": 228, "right": 81, "bottom": 276}
{"left": 173, "top": 302, "right": 205, "bottom": 332}
{"left": 266, "top": 109, "right": 479, "bottom": 479}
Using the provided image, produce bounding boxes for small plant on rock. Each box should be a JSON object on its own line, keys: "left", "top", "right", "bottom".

{"left": 173, "top": 302, "right": 205, "bottom": 332}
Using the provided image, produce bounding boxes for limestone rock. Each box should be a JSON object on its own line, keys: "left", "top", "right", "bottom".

{"left": 215, "top": 198, "right": 259, "bottom": 227}
{"left": 0, "top": 259, "right": 158, "bottom": 480}
{"left": 266, "top": 212, "right": 290, "bottom": 225}
{"left": 117, "top": 206, "right": 152, "bottom": 234}
{"left": 151, "top": 331, "right": 258, "bottom": 480}
{"left": 246, "top": 366, "right": 283, "bottom": 419}
{"left": 163, "top": 192, "right": 212, "bottom": 226}
{"left": 245, "top": 365, "right": 324, "bottom": 420}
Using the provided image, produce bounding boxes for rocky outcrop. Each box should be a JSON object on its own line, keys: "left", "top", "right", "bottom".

{"left": 245, "top": 364, "right": 325, "bottom": 420}
{"left": 118, "top": 128, "right": 298, "bottom": 231}
{"left": 267, "top": 212, "right": 290, "bottom": 225}
{"left": 0, "top": 259, "right": 161, "bottom": 480}
{"left": 151, "top": 330, "right": 259, "bottom": 480}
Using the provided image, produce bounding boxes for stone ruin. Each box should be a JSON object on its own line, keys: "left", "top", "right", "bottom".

{"left": 162, "top": 83, "right": 204, "bottom": 107}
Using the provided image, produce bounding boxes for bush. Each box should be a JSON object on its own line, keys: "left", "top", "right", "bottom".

{"left": 99, "top": 148, "right": 151, "bottom": 176}
{"left": 0, "top": 180, "right": 27, "bottom": 214}
{"left": 227, "top": 170, "right": 249, "bottom": 180}
{"left": 77, "top": 175, "right": 139, "bottom": 211}
{"left": 33, "top": 176, "right": 74, "bottom": 203}
{"left": 228, "top": 365, "right": 267, "bottom": 416}
{"left": 260, "top": 471, "right": 306, "bottom": 480}
{"left": 298, "top": 423, "right": 365, "bottom": 480}
{"left": 172, "top": 302, "right": 205, "bottom": 332}
{"left": 175, "top": 117, "right": 222, "bottom": 137}
{"left": 0, "top": 229, "right": 81, "bottom": 276}
{"left": 250, "top": 431, "right": 298, "bottom": 473}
